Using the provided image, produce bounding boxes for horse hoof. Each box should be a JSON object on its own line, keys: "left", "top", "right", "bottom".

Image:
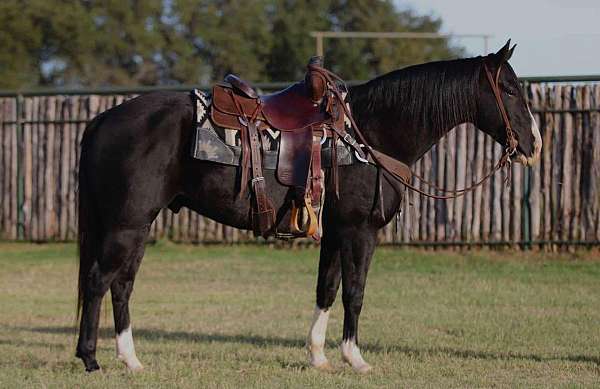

{"left": 127, "top": 363, "right": 144, "bottom": 373}
{"left": 118, "top": 355, "right": 144, "bottom": 372}
{"left": 353, "top": 363, "right": 372, "bottom": 374}
{"left": 84, "top": 361, "right": 101, "bottom": 373}
{"left": 312, "top": 361, "right": 335, "bottom": 372}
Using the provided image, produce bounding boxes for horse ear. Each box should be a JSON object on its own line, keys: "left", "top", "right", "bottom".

{"left": 492, "top": 39, "right": 513, "bottom": 63}
{"left": 507, "top": 44, "right": 517, "bottom": 61}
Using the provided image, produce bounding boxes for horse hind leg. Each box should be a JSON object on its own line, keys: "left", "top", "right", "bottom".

{"left": 111, "top": 232, "right": 147, "bottom": 372}
{"left": 76, "top": 226, "right": 149, "bottom": 372}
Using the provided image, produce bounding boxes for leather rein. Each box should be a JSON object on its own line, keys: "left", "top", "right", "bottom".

{"left": 311, "top": 61, "right": 519, "bottom": 200}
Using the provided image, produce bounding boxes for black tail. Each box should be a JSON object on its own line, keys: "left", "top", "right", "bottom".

{"left": 77, "top": 116, "right": 103, "bottom": 320}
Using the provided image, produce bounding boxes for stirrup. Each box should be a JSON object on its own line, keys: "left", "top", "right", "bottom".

{"left": 289, "top": 197, "right": 318, "bottom": 237}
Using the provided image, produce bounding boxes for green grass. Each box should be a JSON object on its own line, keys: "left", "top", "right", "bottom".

{"left": 1, "top": 242, "right": 600, "bottom": 388}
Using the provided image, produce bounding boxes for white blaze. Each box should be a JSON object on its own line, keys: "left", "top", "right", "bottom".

{"left": 528, "top": 108, "right": 542, "bottom": 165}
{"left": 307, "top": 306, "right": 330, "bottom": 368}
{"left": 341, "top": 338, "right": 372, "bottom": 373}
{"left": 116, "top": 325, "right": 144, "bottom": 372}
{"left": 516, "top": 108, "right": 542, "bottom": 166}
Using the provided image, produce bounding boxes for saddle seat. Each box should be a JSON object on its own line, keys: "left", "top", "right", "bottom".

{"left": 222, "top": 75, "right": 330, "bottom": 131}
{"left": 261, "top": 83, "right": 329, "bottom": 131}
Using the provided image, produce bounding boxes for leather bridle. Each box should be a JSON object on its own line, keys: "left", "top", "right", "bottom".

{"left": 317, "top": 60, "right": 520, "bottom": 200}
{"left": 483, "top": 62, "right": 519, "bottom": 157}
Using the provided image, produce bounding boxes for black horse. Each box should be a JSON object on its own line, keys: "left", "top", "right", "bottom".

{"left": 75, "top": 42, "right": 541, "bottom": 373}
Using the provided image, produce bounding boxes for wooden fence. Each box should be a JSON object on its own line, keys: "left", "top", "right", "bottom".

{"left": 0, "top": 82, "right": 599, "bottom": 247}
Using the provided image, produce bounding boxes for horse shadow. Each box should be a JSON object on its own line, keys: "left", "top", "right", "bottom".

{"left": 9, "top": 325, "right": 600, "bottom": 366}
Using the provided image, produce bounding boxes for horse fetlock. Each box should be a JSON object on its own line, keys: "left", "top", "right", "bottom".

{"left": 117, "top": 353, "right": 144, "bottom": 372}
{"left": 76, "top": 349, "right": 101, "bottom": 373}
{"left": 116, "top": 326, "right": 144, "bottom": 372}
{"left": 341, "top": 339, "right": 372, "bottom": 373}
{"left": 307, "top": 342, "right": 330, "bottom": 369}
{"left": 307, "top": 306, "right": 331, "bottom": 369}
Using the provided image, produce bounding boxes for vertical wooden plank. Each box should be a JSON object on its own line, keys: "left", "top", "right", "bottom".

{"left": 464, "top": 124, "right": 475, "bottom": 241}
{"left": 44, "top": 97, "right": 56, "bottom": 239}
{"left": 10, "top": 98, "right": 18, "bottom": 239}
{"left": 445, "top": 129, "right": 456, "bottom": 240}
{"left": 501, "top": 151, "right": 510, "bottom": 242}
{"left": 68, "top": 97, "right": 78, "bottom": 239}
{"left": 418, "top": 154, "right": 426, "bottom": 241}
{"left": 453, "top": 124, "right": 466, "bottom": 243}
{"left": 593, "top": 86, "right": 600, "bottom": 241}
{"left": 401, "top": 182, "right": 410, "bottom": 244}
{"left": 181, "top": 207, "right": 190, "bottom": 242}
{"left": 425, "top": 150, "right": 435, "bottom": 242}
{"left": 511, "top": 164, "right": 523, "bottom": 243}
{"left": 560, "top": 85, "right": 573, "bottom": 243}
{"left": 0, "top": 99, "right": 6, "bottom": 237}
{"left": 23, "top": 97, "right": 33, "bottom": 239}
{"left": 471, "top": 131, "right": 485, "bottom": 241}
{"left": 435, "top": 140, "right": 446, "bottom": 241}
{"left": 2, "top": 98, "right": 8, "bottom": 237}
{"left": 154, "top": 209, "right": 164, "bottom": 240}
{"left": 572, "top": 86, "right": 584, "bottom": 240}
{"left": 481, "top": 134, "right": 492, "bottom": 241}
{"left": 542, "top": 85, "right": 553, "bottom": 245}
{"left": 7, "top": 97, "right": 15, "bottom": 239}
{"left": 412, "top": 160, "right": 421, "bottom": 242}
{"left": 529, "top": 84, "right": 542, "bottom": 241}
{"left": 491, "top": 141, "right": 502, "bottom": 241}
{"left": 0, "top": 99, "right": 5, "bottom": 237}
{"left": 550, "top": 85, "right": 563, "bottom": 249}
{"left": 37, "top": 97, "right": 47, "bottom": 240}
{"left": 29, "top": 97, "right": 36, "bottom": 240}
{"left": 59, "top": 97, "right": 70, "bottom": 240}
{"left": 39, "top": 97, "right": 47, "bottom": 240}
{"left": 581, "top": 85, "right": 593, "bottom": 240}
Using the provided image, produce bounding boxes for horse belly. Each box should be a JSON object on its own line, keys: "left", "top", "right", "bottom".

{"left": 180, "top": 162, "right": 290, "bottom": 231}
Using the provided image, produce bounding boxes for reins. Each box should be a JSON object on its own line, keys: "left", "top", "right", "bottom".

{"left": 310, "top": 61, "right": 519, "bottom": 200}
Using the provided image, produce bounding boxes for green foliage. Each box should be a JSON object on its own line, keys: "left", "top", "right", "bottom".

{"left": 0, "top": 0, "right": 464, "bottom": 88}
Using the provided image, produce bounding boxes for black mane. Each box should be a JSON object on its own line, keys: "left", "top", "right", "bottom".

{"left": 348, "top": 56, "right": 483, "bottom": 136}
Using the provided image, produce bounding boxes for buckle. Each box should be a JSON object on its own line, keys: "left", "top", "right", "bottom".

{"left": 251, "top": 176, "right": 265, "bottom": 185}
{"left": 343, "top": 133, "right": 356, "bottom": 145}
{"left": 354, "top": 144, "right": 369, "bottom": 163}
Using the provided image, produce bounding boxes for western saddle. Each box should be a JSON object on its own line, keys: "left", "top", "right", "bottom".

{"left": 210, "top": 56, "right": 411, "bottom": 240}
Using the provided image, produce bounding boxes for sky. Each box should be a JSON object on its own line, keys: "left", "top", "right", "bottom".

{"left": 400, "top": 0, "right": 600, "bottom": 76}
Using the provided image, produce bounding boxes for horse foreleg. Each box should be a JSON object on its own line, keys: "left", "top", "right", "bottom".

{"left": 307, "top": 233, "right": 342, "bottom": 370}
{"left": 340, "top": 227, "right": 376, "bottom": 373}
{"left": 110, "top": 231, "right": 146, "bottom": 372}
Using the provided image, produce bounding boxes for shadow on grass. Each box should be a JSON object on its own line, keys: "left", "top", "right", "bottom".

{"left": 11, "top": 325, "right": 600, "bottom": 366}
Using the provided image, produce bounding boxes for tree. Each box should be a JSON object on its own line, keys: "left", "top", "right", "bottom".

{"left": 0, "top": 0, "right": 464, "bottom": 88}
{"left": 268, "top": 0, "right": 464, "bottom": 80}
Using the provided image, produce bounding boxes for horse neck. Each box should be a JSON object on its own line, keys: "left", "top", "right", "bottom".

{"left": 400, "top": 118, "right": 472, "bottom": 164}
{"left": 347, "top": 90, "right": 477, "bottom": 165}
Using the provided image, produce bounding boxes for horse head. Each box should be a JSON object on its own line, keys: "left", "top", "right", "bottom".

{"left": 476, "top": 40, "right": 542, "bottom": 166}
